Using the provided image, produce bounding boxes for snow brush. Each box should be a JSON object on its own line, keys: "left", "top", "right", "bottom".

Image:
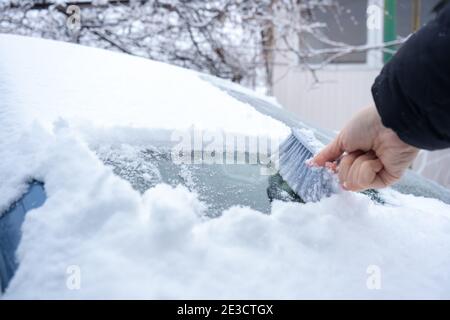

{"left": 277, "top": 128, "right": 337, "bottom": 202}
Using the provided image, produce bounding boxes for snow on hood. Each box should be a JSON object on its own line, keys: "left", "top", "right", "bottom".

{"left": 1, "top": 35, "right": 450, "bottom": 299}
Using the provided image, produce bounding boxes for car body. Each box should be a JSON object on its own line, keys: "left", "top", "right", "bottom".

{"left": 1, "top": 35, "right": 450, "bottom": 298}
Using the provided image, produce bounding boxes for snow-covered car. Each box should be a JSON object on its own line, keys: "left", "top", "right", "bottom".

{"left": 1, "top": 35, "right": 450, "bottom": 299}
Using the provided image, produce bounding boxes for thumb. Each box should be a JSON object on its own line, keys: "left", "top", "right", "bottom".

{"left": 313, "top": 136, "right": 344, "bottom": 167}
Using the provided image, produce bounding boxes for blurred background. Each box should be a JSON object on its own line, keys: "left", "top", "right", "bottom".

{"left": 1, "top": 0, "right": 449, "bottom": 188}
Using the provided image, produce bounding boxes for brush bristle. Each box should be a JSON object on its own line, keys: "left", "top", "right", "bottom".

{"left": 278, "top": 131, "right": 335, "bottom": 202}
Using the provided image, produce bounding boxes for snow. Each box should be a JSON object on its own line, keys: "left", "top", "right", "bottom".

{"left": 293, "top": 128, "right": 326, "bottom": 154}
{"left": 1, "top": 34, "right": 288, "bottom": 139}
{"left": 1, "top": 35, "right": 450, "bottom": 299}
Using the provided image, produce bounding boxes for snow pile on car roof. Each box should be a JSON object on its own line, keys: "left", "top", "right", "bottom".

{"left": 0, "top": 34, "right": 289, "bottom": 139}
{"left": 1, "top": 35, "right": 450, "bottom": 299}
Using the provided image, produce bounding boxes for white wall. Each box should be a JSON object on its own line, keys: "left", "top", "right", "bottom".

{"left": 414, "top": 150, "right": 450, "bottom": 189}
{"left": 273, "top": 66, "right": 380, "bottom": 131}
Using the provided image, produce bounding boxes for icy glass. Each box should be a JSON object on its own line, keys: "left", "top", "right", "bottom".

{"left": 96, "top": 145, "right": 302, "bottom": 217}
{"left": 0, "top": 182, "right": 46, "bottom": 292}
{"left": 201, "top": 75, "right": 450, "bottom": 205}
{"left": 96, "top": 75, "right": 450, "bottom": 214}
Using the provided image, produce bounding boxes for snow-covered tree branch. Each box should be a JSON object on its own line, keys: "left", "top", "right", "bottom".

{"left": 0, "top": 0, "right": 404, "bottom": 91}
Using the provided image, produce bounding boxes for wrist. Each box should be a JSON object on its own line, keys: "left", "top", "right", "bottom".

{"left": 370, "top": 105, "right": 419, "bottom": 153}
{"left": 370, "top": 105, "right": 384, "bottom": 138}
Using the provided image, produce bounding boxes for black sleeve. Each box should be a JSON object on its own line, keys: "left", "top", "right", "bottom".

{"left": 372, "top": 4, "right": 450, "bottom": 151}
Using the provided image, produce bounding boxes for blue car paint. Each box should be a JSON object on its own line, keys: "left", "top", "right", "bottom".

{"left": 0, "top": 182, "right": 46, "bottom": 292}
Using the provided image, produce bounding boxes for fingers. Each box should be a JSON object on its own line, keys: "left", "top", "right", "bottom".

{"left": 339, "top": 152, "right": 386, "bottom": 191}
{"left": 313, "top": 136, "right": 344, "bottom": 167}
{"left": 338, "top": 151, "right": 363, "bottom": 184}
{"left": 359, "top": 159, "right": 384, "bottom": 188}
{"left": 377, "top": 168, "right": 402, "bottom": 188}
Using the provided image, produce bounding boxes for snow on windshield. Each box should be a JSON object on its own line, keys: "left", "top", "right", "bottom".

{"left": 1, "top": 35, "right": 450, "bottom": 299}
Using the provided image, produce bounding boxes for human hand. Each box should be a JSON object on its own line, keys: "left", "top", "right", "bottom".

{"left": 312, "top": 106, "right": 419, "bottom": 191}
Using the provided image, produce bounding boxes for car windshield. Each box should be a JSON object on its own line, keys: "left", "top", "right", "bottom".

{"left": 93, "top": 75, "right": 450, "bottom": 211}
{"left": 0, "top": 182, "right": 45, "bottom": 292}
{"left": 96, "top": 145, "right": 304, "bottom": 216}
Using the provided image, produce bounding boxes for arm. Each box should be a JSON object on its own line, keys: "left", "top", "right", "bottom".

{"left": 373, "top": 4, "right": 450, "bottom": 150}
{"left": 313, "top": 5, "right": 450, "bottom": 191}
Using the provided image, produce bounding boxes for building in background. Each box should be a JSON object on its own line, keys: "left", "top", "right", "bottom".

{"left": 273, "top": 0, "right": 450, "bottom": 188}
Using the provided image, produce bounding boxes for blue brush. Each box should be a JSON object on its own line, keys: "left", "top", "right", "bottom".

{"left": 278, "top": 128, "right": 336, "bottom": 202}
